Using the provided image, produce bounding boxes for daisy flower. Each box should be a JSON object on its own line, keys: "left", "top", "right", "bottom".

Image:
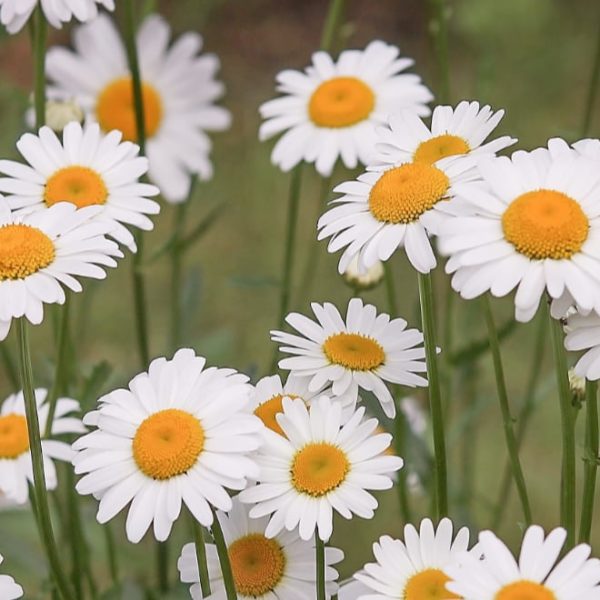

{"left": 0, "top": 388, "right": 85, "bottom": 504}
{"left": 0, "top": 554, "right": 22, "bottom": 600}
{"left": 239, "top": 396, "right": 404, "bottom": 541}
{"left": 46, "top": 14, "right": 232, "bottom": 203}
{"left": 0, "top": 199, "right": 122, "bottom": 341}
{"left": 355, "top": 518, "right": 472, "bottom": 599}
{"left": 271, "top": 298, "right": 428, "bottom": 418}
{"left": 438, "top": 145, "right": 600, "bottom": 322}
{"left": 0, "top": 122, "right": 160, "bottom": 252}
{"left": 564, "top": 311, "right": 600, "bottom": 381}
{"left": 446, "top": 525, "right": 600, "bottom": 599}
{"left": 72, "top": 348, "right": 263, "bottom": 543}
{"left": 343, "top": 254, "right": 385, "bottom": 291}
{"left": 0, "top": 0, "right": 114, "bottom": 34}
{"left": 178, "top": 496, "right": 344, "bottom": 600}
{"left": 259, "top": 40, "right": 433, "bottom": 176}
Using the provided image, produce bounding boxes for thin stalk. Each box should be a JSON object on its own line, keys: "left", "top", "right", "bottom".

{"left": 320, "top": 0, "right": 346, "bottom": 51}
{"left": 157, "top": 542, "right": 169, "bottom": 593}
{"left": 191, "top": 514, "right": 211, "bottom": 597}
{"left": 65, "top": 467, "right": 84, "bottom": 598}
{"left": 417, "top": 272, "right": 448, "bottom": 518}
{"left": 384, "top": 262, "right": 398, "bottom": 316}
{"left": 211, "top": 509, "right": 237, "bottom": 600}
{"left": 481, "top": 296, "right": 532, "bottom": 525}
{"left": 17, "top": 320, "right": 74, "bottom": 600}
{"left": 394, "top": 409, "right": 413, "bottom": 523}
{"left": 104, "top": 523, "right": 119, "bottom": 587}
{"left": 32, "top": 5, "right": 47, "bottom": 129}
{"left": 316, "top": 535, "right": 326, "bottom": 600}
{"left": 170, "top": 202, "right": 189, "bottom": 352}
{"left": 579, "top": 380, "right": 599, "bottom": 543}
{"left": 428, "top": 0, "right": 451, "bottom": 103}
{"left": 0, "top": 343, "right": 18, "bottom": 390}
{"left": 581, "top": 14, "right": 600, "bottom": 137}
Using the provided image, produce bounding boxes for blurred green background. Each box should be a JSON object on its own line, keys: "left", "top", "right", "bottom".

{"left": 0, "top": 0, "right": 600, "bottom": 596}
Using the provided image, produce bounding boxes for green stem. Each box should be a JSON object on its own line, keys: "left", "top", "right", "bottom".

{"left": 17, "top": 320, "right": 74, "bottom": 600}
{"left": 0, "top": 343, "right": 18, "bottom": 390}
{"left": 394, "top": 408, "right": 413, "bottom": 523}
{"left": 384, "top": 262, "right": 398, "bottom": 316}
{"left": 579, "top": 380, "right": 599, "bottom": 543}
{"left": 316, "top": 535, "right": 326, "bottom": 600}
{"left": 191, "top": 514, "right": 212, "bottom": 597}
{"left": 581, "top": 13, "right": 600, "bottom": 137}
{"left": 65, "top": 467, "right": 84, "bottom": 598}
{"left": 481, "top": 296, "right": 532, "bottom": 525}
{"left": 320, "top": 0, "right": 346, "bottom": 51}
{"left": 170, "top": 202, "right": 189, "bottom": 353}
{"left": 104, "top": 523, "right": 119, "bottom": 587}
{"left": 211, "top": 509, "right": 237, "bottom": 600}
{"left": 417, "top": 271, "right": 448, "bottom": 518}
{"left": 428, "top": 0, "right": 451, "bottom": 102}
{"left": 157, "top": 542, "right": 169, "bottom": 593}
{"left": 32, "top": 5, "right": 47, "bottom": 129}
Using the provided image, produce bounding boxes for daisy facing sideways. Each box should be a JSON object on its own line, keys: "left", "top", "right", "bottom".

{"left": 72, "top": 348, "right": 263, "bottom": 543}
{"left": 271, "top": 298, "right": 428, "bottom": 418}
{"left": 0, "top": 388, "right": 85, "bottom": 504}
{"left": 446, "top": 525, "right": 600, "bottom": 599}
{"left": 259, "top": 40, "right": 432, "bottom": 176}
{"left": 178, "top": 496, "right": 344, "bottom": 600}
{"left": 0, "top": 554, "right": 22, "bottom": 600}
{"left": 239, "top": 396, "right": 403, "bottom": 541}
{"left": 46, "top": 14, "right": 231, "bottom": 202}
{"left": 0, "top": 122, "right": 160, "bottom": 252}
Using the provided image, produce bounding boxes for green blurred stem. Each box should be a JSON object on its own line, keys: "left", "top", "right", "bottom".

{"left": 0, "top": 343, "right": 18, "bottom": 390}
{"left": 104, "top": 522, "right": 119, "bottom": 587}
{"left": 192, "top": 514, "right": 212, "bottom": 597}
{"left": 579, "top": 380, "right": 599, "bottom": 543}
{"left": 320, "top": 0, "right": 346, "bottom": 50}
{"left": 394, "top": 408, "right": 413, "bottom": 523}
{"left": 417, "top": 272, "right": 448, "bottom": 518}
{"left": 170, "top": 200, "right": 190, "bottom": 352}
{"left": 32, "top": 5, "right": 47, "bottom": 129}
{"left": 17, "top": 320, "right": 74, "bottom": 600}
{"left": 481, "top": 296, "right": 532, "bottom": 526}
{"left": 316, "top": 535, "right": 326, "bottom": 600}
{"left": 211, "top": 508, "right": 237, "bottom": 600}
{"left": 428, "top": 0, "right": 451, "bottom": 102}
{"left": 157, "top": 542, "right": 169, "bottom": 593}
{"left": 384, "top": 263, "right": 398, "bottom": 315}
{"left": 581, "top": 14, "right": 600, "bottom": 136}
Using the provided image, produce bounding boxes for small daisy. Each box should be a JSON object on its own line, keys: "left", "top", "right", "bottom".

{"left": 564, "top": 311, "right": 600, "bottom": 381}
{"left": 0, "top": 388, "right": 85, "bottom": 504}
{"left": 178, "top": 496, "right": 344, "bottom": 600}
{"left": 271, "top": 298, "right": 428, "bottom": 418}
{"left": 343, "top": 254, "right": 385, "bottom": 291}
{"left": 259, "top": 40, "right": 433, "bottom": 176}
{"left": 355, "top": 518, "right": 473, "bottom": 599}
{"left": 0, "top": 122, "right": 160, "bottom": 252}
{"left": 438, "top": 145, "right": 600, "bottom": 322}
{"left": 46, "top": 13, "right": 232, "bottom": 203}
{"left": 0, "top": 0, "right": 114, "bottom": 34}
{"left": 239, "top": 396, "right": 403, "bottom": 541}
{"left": 446, "top": 525, "right": 600, "bottom": 599}
{"left": 72, "top": 348, "right": 263, "bottom": 543}
{"left": 0, "top": 199, "right": 122, "bottom": 341}
{"left": 0, "top": 554, "right": 22, "bottom": 599}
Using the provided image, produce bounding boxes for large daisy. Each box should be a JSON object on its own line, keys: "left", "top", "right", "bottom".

{"left": 46, "top": 13, "right": 232, "bottom": 203}
{"left": 72, "top": 348, "right": 263, "bottom": 543}
{"left": 0, "top": 388, "right": 85, "bottom": 504}
{"left": 0, "top": 554, "right": 22, "bottom": 599}
{"left": 564, "top": 311, "right": 600, "bottom": 381}
{"left": 177, "top": 496, "right": 344, "bottom": 600}
{"left": 239, "top": 396, "right": 403, "bottom": 541}
{"left": 259, "top": 40, "right": 433, "bottom": 176}
{"left": 438, "top": 145, "right": 600, "bottom": 322}
{"left": 271, "top": 298, "right": 428, "bottom": 418}
{"left": 0, "top": 122, "right": 160, "bottom": 252}
{"left": 446, "top": 525, "right": 600, "bottom": 599}
{"left": 0, "top": 199, "right": 122, "bottom": 341}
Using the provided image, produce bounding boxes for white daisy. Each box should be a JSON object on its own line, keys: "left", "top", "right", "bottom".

{"left": 178, "top": 496, "right": 344, "bottom": 600}
{"left": 0, "top": 0, "right": 114, "bottom": 34}
{"left": 0, "top": 388, "right": 85, "bottom": 504}
{"left": 0, "top": 554, "right": 22, "bottom": 600}
{"left": 564, "top": 311, "right": 600, "bottom": 381}
{"left": 239, "top": 396, "right": 403, "bottom": 541}
{"left": 0, "top": 121, "right": 160, "bottom": 252}
{"left": 355, "top": 518, "right": 473, "bottom": 599}
{"left": 271, "top": 298, "right": 428, "bottom": 418}
{"left": 72, "top": 348, "right": 263, "bottom": 543}
{"left": 343, "top": 254, "right": 385, "bottom": 290}
{"left": 46, "top": 13, "right": 232, "bottom": 203}
{"left": 438, "top": 144, "right": 600, "bottom": 322}
{"left": 0, "top": 199, "right": 122, "bottom": 341}
{"left": 259, "top": 40, "right": 433, "bottom": 176}
{"left": 446, "top": 525, "right": 600, "bottom": 599}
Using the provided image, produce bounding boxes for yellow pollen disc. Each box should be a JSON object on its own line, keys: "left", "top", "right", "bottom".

{"left": 368, "top": 163, "right": 450, "bottom": 224}
{"left": 413, "top": 134, "right": 470, "bottom": 164}
{"left": 254, "top": 394, "right": 299, "bottom": 436}
{"left": 132, "top": 409, "right": 204, "bottom": 480}
{"left": 495, "top": 580, "right": 557, "bottom": 600}
{"left": 0, "top": 414, "right": 29, "bottom": 459}
{"left": 323, "top": 332, "right": 385, "bottom": 371}
{"left": 502, "top": 189, "right": 589, "bottom": 260}
{"left": 291, "top": 442, "right": 349, "bottom": 496}
{"left": 404, "top": 568, "right": 460, "bottom": 600}
{"left": 309, "top": 76, "right": 375, "bottom": 128}
{"left": 229, "top": 533, "right": 286, "bottom": 596}
{"left": 97, "top": 77, "right": 163, "bottom": 142}
{"left": 0, "top": 224, "right": 55, "bottom": 281}
{"left": 44, "top": 166, "right": 108, "bottom": 208}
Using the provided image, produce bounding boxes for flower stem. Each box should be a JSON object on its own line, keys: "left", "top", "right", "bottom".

{"left": 104, "top": 522, "right": 119, "bottom": 587}
{"left": 191, "top": 514, "right": 212, "bottom": 597}
{"left": 17, "top": 319, "right": 74, "bottom": 600}
{"left": 579, "top": 380, "right": 599, "bottom": 544}
{"left": 384, "top": 262, "right": 398, "bottom": 316}
{"left": 428, "top": 0, "right": 451, "bottom": 102}
{"left": 417, "top": 271, "right": 448, "bottom": 518}
{"left": 316, "top": 535, "right": 326, "bottom": 600}
{"left": 581, "top": 12, "right": 600, "bottom": 136}
{"left": 32, "top": 5, "right": 47, "bottom": 129}
{"left": 481, "top": 296, "right": 532, "bottom": 526}
{"left": 320, "top": 0, "right": 346, "bottom": 51}
{"left": 211, "top": 508, "right": 237, "bottom": 600}
{"left": 170, "top": 201, "right": 189, "bottom": 353}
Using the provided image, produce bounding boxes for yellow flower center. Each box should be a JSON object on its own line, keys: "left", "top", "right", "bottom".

{"left": 0, "top": 224, "right": 55, "bottom": 281}
{"left": 322, "top": 332, "right": 385, "bottom": 371}
{"left": 254, "top": 394, "right": 299, "bottom": 436}
{"left": 404, "top": 568, "right": 461, "bottom": 600}
{"left": 96, "top": 77, "right": 163, "bottom": 142}
{"left": 132, "top": 409, "right": 204, "bottom": 480}
{"left": 413, "top": 134, "right": 470, "bottom": 164}
{"left": 368, "top": 163, "right": 450, "bottom": 224}
{"left": 495, "top": 580, "right": 557, "bottom": 600}
{"left": 229, "top": 533, "right": 286, "bottom": 596}
{"left": 291, "top": 442, "right": 349, "bottom": 496}
{"left": 0, "top": 414, "right": 29, "bottom": 459}
{"left": 44, "top": 166, "right": 108, "bottom": 208}
{"left": 502, "top": 189, "right": 589, "bottom": 260}
{"left": 309, "top": 77, "right": 375, "bottom": 128}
